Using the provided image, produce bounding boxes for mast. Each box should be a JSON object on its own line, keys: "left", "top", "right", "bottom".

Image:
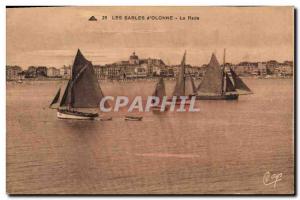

{"left": 183, "top": 50, "right": 186, "bottom": 96}
{"left": 221, "top": 48, "right": 226, "bottom": 95}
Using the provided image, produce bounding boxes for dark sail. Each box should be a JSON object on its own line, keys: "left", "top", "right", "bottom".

{"left": 197, "top": 53, "right": 223, "bottom": 95}
{"left": 59, "top": 81, "right": 71, "bottom": 107}
{"left": 60, "top": 49, "right": 105, "bottom": 108}
{"left": 153, "top": 77, "right": 166, "bottom": 99}
{"left": 225, "top": 73, "right": 236, "bottom": 92}
{"left": 229, "top": 67, "right": 252, "bottom": 93}
{"left": 172, "top": 51, "right": 186, "bottom": 97}
{"left": 49, "top": 88, "right": 61, "bottom": 107}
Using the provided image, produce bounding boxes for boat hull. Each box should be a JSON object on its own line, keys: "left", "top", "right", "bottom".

{"left": 196, "top": 93, "right": 239, "bottom": 100}
{"left": 125, "top": 116, "right": 143, "bottom": 121}
{"left": 57, "top": 109, "right": 98, "bottom": 120}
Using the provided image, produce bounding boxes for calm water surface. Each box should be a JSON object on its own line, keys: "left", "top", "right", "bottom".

{"left": 7, "top": 78, "right": 294, "bottom": 194}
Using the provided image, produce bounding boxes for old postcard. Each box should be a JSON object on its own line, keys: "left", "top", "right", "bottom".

{"left": 6, "top": 6, "right": 294, "bottom": 194}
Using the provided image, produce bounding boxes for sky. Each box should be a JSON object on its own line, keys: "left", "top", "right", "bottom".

{"left": 6, "top": 6, "right": 294, "bottom": 69}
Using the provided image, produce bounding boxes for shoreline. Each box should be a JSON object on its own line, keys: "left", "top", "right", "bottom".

{"left": 6, "top": 76, "right": 293, "bottom": 83}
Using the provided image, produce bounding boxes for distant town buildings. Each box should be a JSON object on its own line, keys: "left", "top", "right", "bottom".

{"left": 6, "top": 52, "right": 294, "bottom": 81}
{"left": 36, "top": 66, "right": 47, "bottom": 77}
{"left": 94, "top": 65, "right": 107, "bottom": 79}
{"left": 47, "top": 67, "right": 61, "bottom": 77}
{"left": 6, "top": 65, "right": 22, "bottom": 80}
{"left": 60, "top": 65, "right": 71, "bottom": 79}
{"left": 24, "top": 66, "right": 49, "bottom": 78}
{"left": 257, "top": 62, "right": 267, "bottom": 76}
{"left": 231, "top": 60, "right": 293, "bottom": 77}
{"left": 93, "top": 52, "right": 171, "bottom": 80}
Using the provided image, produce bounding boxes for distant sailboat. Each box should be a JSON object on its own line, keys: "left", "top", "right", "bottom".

{"left": 152, "top": 77, "right": 167, "bottom": 111}
{"left": 171, "top": 51, "right": 196, "bottom": 104}
{"left": 49, "top": 49, "right": 105, "bottom": 119}
{"left": 196, "top": 50, "right": 252, "bottom": 100}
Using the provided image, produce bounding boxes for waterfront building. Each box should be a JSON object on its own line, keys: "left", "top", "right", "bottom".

{"left": 258, "top": 62, "right": 267, "bottom": 76}
{"left": 233, "top": 62, "right": 258, "bottom": 75}
{"left": 60, "top": 65, "right": 71, "bottom": 79}
{"left": 94, "top": 52, "right": 167, "bottom": 79}
{"left": 283, "top": 61, "right": 293, "bottom": 67}
{"left": 165, "top": 66, "right": 175, "bottom": 77}
{"left": 134, "top": 66, "right": 147, "bottom": 78}
{"left": 94, "top": 65, "right": 107, "bottom": 79}
{"left": 47, "top": 67, "right": 61, "bottom": 77}
{"left": 6, "top": 65, "right": 22, "bottom": 80}
{"left": 277, "top": 62, "right": 293, "bottom": 76}
{"left": 25, "top": 66, "right": 37, "bottom": 78}
{"left": 129, "top": 52, "right": 139, "bottom": 65}
{"left": 106, "top": 64, "right": 122, "bottom": 79}
{"left": 142, "top": 57, "right": 166, "bottom": 76}
{"left": 195, "top": 65, "right": 208, "bottom": 78}
{"left": 36, "top": 66, "right": 47, "bottom": 77}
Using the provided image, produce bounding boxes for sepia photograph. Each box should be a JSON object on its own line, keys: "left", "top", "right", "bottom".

{"left": 6, "top": 6, "right": 294, "bottom": 194}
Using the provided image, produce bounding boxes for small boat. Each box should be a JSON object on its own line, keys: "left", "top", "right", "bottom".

{"left": 195, "top": 49, "right": 252, "bottom": 100}
{"left": 49, "top": 49, "right": 106, "bottom": 120}
{"left": 57, "top": 108, "right": 98, "bottom": 120}
{"left": 169, "top": 51, "right": 196, "bottom": 105}
{"left": 125, "top": 115, "right": 143, "bottom": 121}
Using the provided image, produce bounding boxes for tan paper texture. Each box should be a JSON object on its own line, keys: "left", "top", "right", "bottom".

{"left": 6, "top": 6, "right": 294, "bottom": 194}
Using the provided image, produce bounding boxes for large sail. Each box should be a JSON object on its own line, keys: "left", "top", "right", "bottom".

{"left": 153, "top": 77, "right": 166, "bottom": 99}
{"left": 197, "top": 53, "right": 224, "bottom": 95}
{"left": 60, "top": 49, "right": 105, "bottom": 108}
{"left": 229, "top": 67, "right": 252, "bottom": 94}
{"left": 185, "top": 76, "right": 195, "bottom": 96}
{"left": 60, "top": 80, "right": 71, "bottom": 107}
{"left": 172, "top": 51, "right": 186, "bottom": 97}
{"left": 49, "top": 88, "right": 61, "bottom": 108}
{"left": 225, "top": 73, "right": 236, "bottom": 92}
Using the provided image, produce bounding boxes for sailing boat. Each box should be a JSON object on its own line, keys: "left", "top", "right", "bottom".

{"left": 171, "top": 51, "right": 196, "bottom": 104}
{"left": 151, "top": 77, "right": 167, "bottom": 111}
{"left": 49, "top": 49, "right": 105, "bottom": 120}
{"left": 196, "top": 50, "right": 252, "bottom": 100}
